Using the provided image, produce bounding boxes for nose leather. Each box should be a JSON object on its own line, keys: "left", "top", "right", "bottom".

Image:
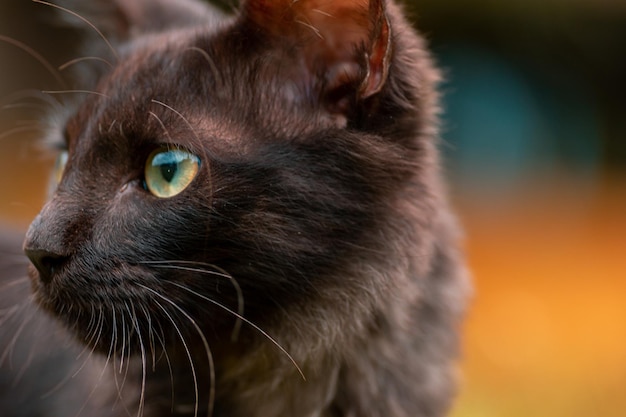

{"left": 24, "top": 248, "right": 68, "bottom": 284}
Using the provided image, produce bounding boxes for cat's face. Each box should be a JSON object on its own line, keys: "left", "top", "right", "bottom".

{"left": 22, "top": 0, "right": 425, "bottom": 354}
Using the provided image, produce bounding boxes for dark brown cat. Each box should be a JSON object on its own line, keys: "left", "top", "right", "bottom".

{"left": 0, "top": 0, "right": 470, "bottom": 416}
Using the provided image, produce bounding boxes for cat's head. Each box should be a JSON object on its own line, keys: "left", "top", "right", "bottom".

{"left": 23, "top": 0, "right": 441, "bottom": 356}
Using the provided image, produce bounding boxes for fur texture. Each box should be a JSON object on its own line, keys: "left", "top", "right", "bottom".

{"left": 0, "top": 1, "right": 470, "bottom": 416}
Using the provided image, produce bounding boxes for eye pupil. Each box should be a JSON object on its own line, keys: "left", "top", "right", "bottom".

{"left": 160, "top": 163, "right": 177, "bottom": 183}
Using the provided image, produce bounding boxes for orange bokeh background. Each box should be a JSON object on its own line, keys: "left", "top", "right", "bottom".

{"left": 451, "top": 178, "right": 626, "bottom": 417}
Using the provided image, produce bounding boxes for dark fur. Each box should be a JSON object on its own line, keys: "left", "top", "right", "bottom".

{"left": 0, "top": 1, "right": 469, "bottom": 416}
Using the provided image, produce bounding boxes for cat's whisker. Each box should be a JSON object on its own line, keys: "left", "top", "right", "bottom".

{"left": 0, "top": 126, "right": 42, "bottom": 142}
{"left": 107, "top": 308, "right": 131, "bottom": 416}
{"left": 109, "top": 307, "right": 135, "bottom": 415}
{"left": 75, "top": 304, "right": 98, "bottom": 359}
{"left": 74, "top": 306, "right": 104, "bottom": 375}
{"left": 185, "top": 47, "right": 223, "bottom": 88}
{"left": 0, "top": 88, "right": 62, "bottom": 109}
{"left": 1, "top": 120, "right": 44, "bottom": 138}
{"left": 3, "top": 306, "right": 40, "bottom": 394}
{"left": 148, "top": 111, "right": 173, "bottom": 142}
{"left": 140, "top": 284, "right": 218, "bottom": 417}
{"left": 94, "top": 306, "right": 107, "bottom": 349}
{"left": 42, "top": 89, "right": 111, "bottom": 99}
{"left": 0, "top": 300, "right": 29, "bottom": 332}
{"left": 139, "top": 260, "right": 230, "bottom": 278}
{"left": 148, "top": 315, "right": 176, "bottom": 411}
{"left": 139, "top": 304, "right": 157, "bottom": 372}
{"left": 112, "top": 308, "right": 132, "bottom": 416}
{"left": 0, "top": 34, "right": 67, "bottom": 88}
{"left": 15, "top": 118, "right": 44, "bottom": 127}
{"left": 2, "top": 102, "right": 56, "bottom": 118}
{"left": 148, "top": 295, "right": 202, "bottom": 417}
{"left": 42, "top": 308, "right": 104, "bottom": 416}
{"left": 66, "top": 307, "right": 118, "bottom": 417}
{"left": 139, "top": 260, "right": 244, "bottom": 340}
{"left": 32, "top": 0, "right": 119, "bottom": 62}
{"left": 0, "top": 304, "right": 22, "bottom": 325}
{"left": 59, "top": 56, "right": 114, "bottom": 72}
{"left": 0, "top": 275, "right": 30, "bottom": 291}
{"left": 110, "top": 306, "right": 137, "bottom": 415}
{"left": 150, "top": 99, "right": 204, "bottom": 150}
{"left": 42, "top": 307, "right": 102, "bottom": 404}
{"left": 0, "top": 304, "right": 36, "bottom": 367}
{"left": 121, "top": 309, "right": 134, "bottom": 392}
{"left": 107, "top": 119, "right": 118, "bottom": 133}
{"left": 0, "top": 92, "right": 62, "bottom": 136}
{"left": 119, "top": 307, "right": 128, "bottom": 375}
{"left": 0, "top": 115, "right": 48, "bottom": 139}
{"left": 294, "top": 19, "right": 323, "bottom": 40}
{"left": 12, "top": 310, "right": 47, "bottom": 387}
{"left": 127, "top": 303, "right": 148, "bottom": 417}
{"left": 311, "top": 9, "right": 333, "bottom": 18}
{"left": 41, "top": 364, "right": 77, "bottom": 401}
{"left": 164, "top": 280, "right": 306, "bottom": 381}
{"left": 110, "top": 307, "right": 118, "bottom": 366}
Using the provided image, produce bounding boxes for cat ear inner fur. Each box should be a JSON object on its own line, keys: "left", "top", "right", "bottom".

{"left": 241, "top": 0, "right": 392, "bottom": 114}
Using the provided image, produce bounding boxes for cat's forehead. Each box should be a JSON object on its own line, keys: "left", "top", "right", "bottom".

{"left": 111, "top": 30, "right": 217, "bottom": 96}
{"left": 67, "top": 31, "right": 231, "bottom": 146}
{"left": 66, "top": 21, "right": 345, "bottom": 155}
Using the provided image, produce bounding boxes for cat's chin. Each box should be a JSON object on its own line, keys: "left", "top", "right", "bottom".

{"left": 32, "top": 290, "right": 168, "bottom": 357}
{"left": 27, "top": 260, "right": 243, "bottom": 360}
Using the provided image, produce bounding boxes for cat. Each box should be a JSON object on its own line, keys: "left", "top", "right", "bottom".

{"left": 0, "top": 0, "right": 470, "bottom": 416}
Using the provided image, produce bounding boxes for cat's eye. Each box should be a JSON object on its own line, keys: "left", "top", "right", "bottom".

{"left": 144, "top": 147, "right": 200, "bottom": 198}
{"left": 54, "top": 150, "right": 69, "bottom": 184}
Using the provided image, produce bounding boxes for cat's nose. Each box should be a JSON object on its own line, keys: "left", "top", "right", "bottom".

{"left": 24, "top": 248, "right": 68, "bottom": 284}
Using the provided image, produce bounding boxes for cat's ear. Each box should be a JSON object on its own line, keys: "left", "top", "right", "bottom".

{"left": 242, "top": 0, "right": 392, "bottom": 112}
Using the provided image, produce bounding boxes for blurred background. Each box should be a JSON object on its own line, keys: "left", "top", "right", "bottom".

{"left": 0, "top": 1, "right": 625, "bottom": 417}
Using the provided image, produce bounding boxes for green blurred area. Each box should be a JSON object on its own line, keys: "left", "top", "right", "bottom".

{"left": 415, "top": 0, "right": 625, "bottom": 182}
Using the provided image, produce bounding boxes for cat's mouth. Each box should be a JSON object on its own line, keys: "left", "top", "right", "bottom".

{"left": 27, "top": 259, "right": 165, "bottom": 352}
{"left": 29, "top": 258, "right": 147, "bottom": 300}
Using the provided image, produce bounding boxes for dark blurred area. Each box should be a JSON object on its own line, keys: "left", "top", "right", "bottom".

{"left": 0, "top": 1, "right": 624, "bottom": 417}
{"left": 414, "top": 1, "right": 626, "bottom": 179}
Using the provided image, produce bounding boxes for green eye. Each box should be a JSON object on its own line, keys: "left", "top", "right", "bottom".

{"left": 54, "top": 150, "right": 68, "bottom": 184}
{"left": 145, "top": 147, "right": 200, "bottom": 198}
